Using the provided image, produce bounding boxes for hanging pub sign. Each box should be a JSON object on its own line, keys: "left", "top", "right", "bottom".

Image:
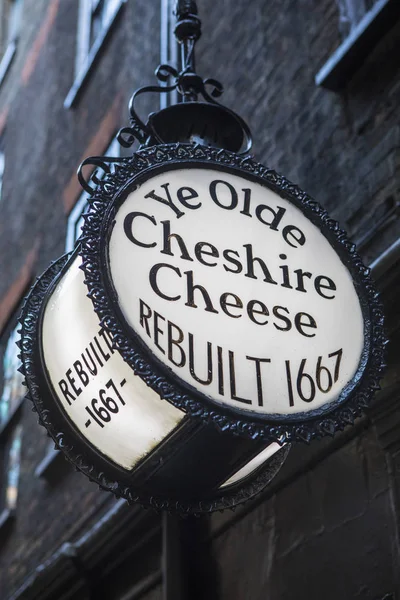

{"left": 18, "top": 4, "right": 385, "bottom": 513}
{"left": 19, "top": 142, "right": 385, "bottom": 512}
{"left": 78, "top": 142, "right": 384, "bottom": 437}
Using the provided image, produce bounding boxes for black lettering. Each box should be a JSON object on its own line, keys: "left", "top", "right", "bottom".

{"left": 240, "top": 188, "right": 252, "bottom": 216}
{"left": 149, "top": 263, "right": 182, "bottom": 301}
{"left": 273, "top": 305, "right": 292, "bottom": 331}
{"left": 247, "top": 300, "right": 269, "bottom": 325}
{"left": 282, "top": 225, "right": 306, "bottom": 248}
{"left": 314, "top": 275, "right": 336, "bottom": 299}
{"left": 294, "top": 269, "right": 312, "bottom": 293}
{"left": 123, "top": 212, "right": 157, "bottom": 247}
{"left": 73, "top": 360, "right": 89, "bottom": 387}
{"left": 220, "top": 293, "right": 243, "bottom": 318}
{"left": 139, "top": 299, "right": 152, "bottom": 336}
{"left": 177, "top": 186, "right": 201, "bottom": 210}
{"left": 144, "top": 183, "right": 184, "bottom": 218}
{"left": 279, "top": 253, "right": 293, "bottom": 289}
{"left": 295, "top": 312, "right": 317, "bottom": 337}
{"left": 82, "top": 348, "right": 98, "bottom": 376}
{"left": 58, "top": 379, "right": 75, "bottom": 405}
{"left": 188, "top": 333, "right": 212, "bottom": 385}
{"left": 160, "top": 220, "right": 193, "bottom": 261}
{"left": 243, "top": 244, "right": 278, "bottom": 285}
{"left": 209, "top": 179, "right": 238, "bottom": 210}
{"left": 154, "top": 312, "right": 166, "bottom": 354}
{"left": 167, "top": 321, "right": 186, "bottom": 367}
{"left": 195, "top": 242, "right": 219, "bottom": 267}
{"left": 223, "top": 249, "right": 243, "bottom": 274}
{"left": 246, "top": 356, "right": 271, "bottom": 407}
{"left": 184, "top": 270, "right": 218, "bottom": 313}
{"left": 255, "top": 204, "right": 286, "bottom": 230}
{"left": 66, "top": 368, "right": 82, "bottom": 397}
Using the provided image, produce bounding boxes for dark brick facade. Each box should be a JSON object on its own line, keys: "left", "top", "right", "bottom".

{"left": 0, "top": 1, "right": 399, "bottom": 598}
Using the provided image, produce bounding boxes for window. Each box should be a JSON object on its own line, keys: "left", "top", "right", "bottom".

{"left": 0, "top": 146, "right": 5, "bottom": 201}
{"left": 315, "top": 0, "right": 399, "bottom": 90}
{"left": 0, "top": 0, "right": 22, "bottom": 86}
{"left": 337, "top": 0, "right": 376, "bottom": 37}
{"left": 64, "top": 0, "right": 126, "bottom": 109}
{"left": 65, "top": 187, "right": 91, "bottom": 253}
{"left": 0, "top": 327, "right": 24, "bottom": 529}
{"left": 0, "top": 424, "right": 22, "bottom": 516}
{"left": 0, "top": 328, "right": 24, "bottom": 429}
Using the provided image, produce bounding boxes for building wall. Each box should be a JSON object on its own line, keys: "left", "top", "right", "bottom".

{"left": 0, "top": 1, "right": 163, "bottom": 597}
{"left": 0, "top": 1, "right": 398, "bottom": 599}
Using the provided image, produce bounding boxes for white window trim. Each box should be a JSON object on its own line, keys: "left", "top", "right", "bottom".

{"left": 65, "top": 189, "right": 90, "bottom": 253}
{"left": 0, "top": 143, "right": 5, "bottom": 204}
{"left": 0, "top": 0, "right": 23, "bottom": 88}
{"left": 315, "top": 0, "right": 397, "bottom": 89}
{"left": 0, "top": 39, "right": 16, "bottom": 87}
{"left": 64, "top": 0, "right": 126, "bottom": 109}
{"left": 0, "top": 327, "right": 25, "bottom": 435}
{"left": 337, "top": 0, "right": 371, "bottom": 37}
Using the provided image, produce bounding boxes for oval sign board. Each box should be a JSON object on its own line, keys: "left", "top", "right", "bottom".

{"left": 81, "top": 144, "right": 385, "bottom": 442}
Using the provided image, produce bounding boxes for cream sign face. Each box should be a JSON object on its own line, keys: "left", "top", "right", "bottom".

{"left": 40, "top": 256, "right": 184, "bottom": 470}
{"left": 107, "top": 166, "right": 365, "bottom": 417}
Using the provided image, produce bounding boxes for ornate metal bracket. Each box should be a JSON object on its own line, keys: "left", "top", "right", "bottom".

{"left": 77, "top": 0, "right": 253, "bottom": 194}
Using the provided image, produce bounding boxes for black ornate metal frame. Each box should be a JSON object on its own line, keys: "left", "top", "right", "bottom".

{"left": 18, "top": 258, "right": 289, "bottom": 514}
{"left": 79, "top": 143, "right": 386, "bottom": 445}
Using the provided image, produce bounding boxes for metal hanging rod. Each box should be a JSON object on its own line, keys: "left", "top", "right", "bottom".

{"left": 174, "top": 0, "right": 201, "bottom": 80}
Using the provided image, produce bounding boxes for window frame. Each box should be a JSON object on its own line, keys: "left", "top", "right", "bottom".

{"left": 0, "top": 421, "right": 22, "bottom": 527}
{"left": 0, "top": 327, "right": 25, "bottom": 437}
{"left": 64, "top": 0, "right": 126, "bottom": 109}
{"left": 65, "top": 188, "right": 91, "bottom": 253}
{"left": 315, "top": 0, "right": 399, "bottom": 90}
{"left": 0, "top": 141, "right": 4, "bottom": 206}
{"left": 0, "top": 325, "right": 25, "bottom": 533}
{"left": 0, "top": 0, "right": 23, "bottom": 87}
{"left": 336, "top": 0, "right": 372, "bottom": 37}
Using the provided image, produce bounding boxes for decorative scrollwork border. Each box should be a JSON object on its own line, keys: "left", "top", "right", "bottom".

{"left": 79, "top": 143, "right": 386, "bottom": 445}
{"left": 18, "top": 253, "right": 290, "bottom": 514}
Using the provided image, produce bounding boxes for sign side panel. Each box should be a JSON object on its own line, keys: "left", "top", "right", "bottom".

{"left": 41, "top": 256, "right": 185, "bottom": 470}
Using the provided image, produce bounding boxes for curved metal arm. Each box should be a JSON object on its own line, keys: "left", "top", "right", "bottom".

{"left": 77, "top": 0, "right": 254, "bottom": 195}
